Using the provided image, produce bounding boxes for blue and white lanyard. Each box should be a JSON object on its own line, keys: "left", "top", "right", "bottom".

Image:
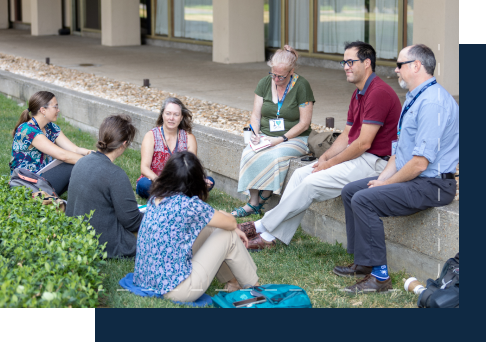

{"left": 276, "top": 78, "right": 292, "bottom": 118}
{"left": 31, "top": 117, "right": 41, "bottom": 130}
{"left": 397, "top": 80, "right": 437, "bottom": 139}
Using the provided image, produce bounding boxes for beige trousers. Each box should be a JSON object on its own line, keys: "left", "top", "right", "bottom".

{"left": 261, "top": 152, "right": 387, "bottom": 244}
{"left": 164, "top": 226, "right": 259, "bottom": 302}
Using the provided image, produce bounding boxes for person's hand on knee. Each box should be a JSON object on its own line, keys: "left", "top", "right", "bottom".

{"left": 235, "top": 228, "right": 249, "bottom": 248}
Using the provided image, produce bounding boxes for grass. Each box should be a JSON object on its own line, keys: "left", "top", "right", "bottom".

{"left": 0, "top": 94, "right": 418, "bottom": 308}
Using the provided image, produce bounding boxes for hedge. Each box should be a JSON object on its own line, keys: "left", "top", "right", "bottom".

{"left": 0, "top": 176, "right": 106, "bottom": 307}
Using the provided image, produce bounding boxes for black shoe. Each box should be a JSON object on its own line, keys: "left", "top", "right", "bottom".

{"left": 333, "top": 263, "right": 372, "bottom": 278}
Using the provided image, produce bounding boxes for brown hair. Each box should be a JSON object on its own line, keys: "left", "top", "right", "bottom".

{"left": 155, "top": 97, "right": 193, "bottom": 133}
{"left": 267, "top": 45, "right": 299, "bottom": 70}
{"left": 96, "top": 114, "right": 137, "bottom": 154}
{"left": 12, "top": 91, "right": 55, "bottom": 137}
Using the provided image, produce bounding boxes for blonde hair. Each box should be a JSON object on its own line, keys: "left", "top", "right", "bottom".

{"left": 267, "top": 45, "right": 299, "bottom": 70}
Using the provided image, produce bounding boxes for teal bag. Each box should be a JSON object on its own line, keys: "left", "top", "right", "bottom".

{"left": 212, "top": 284, "right": 312, "bottom": 308}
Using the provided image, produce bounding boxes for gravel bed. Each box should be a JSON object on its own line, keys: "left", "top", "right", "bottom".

{"left": 0, "top": 53, "right": 458, "bottom": 200}
{"left": 0, "top": 53, "right": 338, "bottom": 136}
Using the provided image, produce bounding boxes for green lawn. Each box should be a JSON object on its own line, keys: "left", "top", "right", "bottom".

{"left": 0, "top": 94, "right": 417, "bottom": 308}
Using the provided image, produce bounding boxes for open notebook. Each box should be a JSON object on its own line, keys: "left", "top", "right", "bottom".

{"left": 249, "top": 135, "right": 272, "bottom": 153}
{"left": 36, "top": 159, "right": 64, "bottom": 175}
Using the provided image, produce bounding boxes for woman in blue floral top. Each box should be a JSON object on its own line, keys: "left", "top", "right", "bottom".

{"left": 10, "top": 91, "right": 93, "bottom": 195}
{"left": 133, "top": 151, "right": 259, "bottom": 302}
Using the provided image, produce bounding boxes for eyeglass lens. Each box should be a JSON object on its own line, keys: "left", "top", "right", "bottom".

{"left": 269, "top": 72, "right": 287, "bottom": 80}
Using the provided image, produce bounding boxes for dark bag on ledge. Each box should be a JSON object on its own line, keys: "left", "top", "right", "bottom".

{"left": 307, "top": 130, "right": 341, "bottom": 158}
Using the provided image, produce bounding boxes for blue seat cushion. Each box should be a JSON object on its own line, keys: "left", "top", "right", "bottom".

{"left": 118, "top": 273, "right": 212, "bottom": 307}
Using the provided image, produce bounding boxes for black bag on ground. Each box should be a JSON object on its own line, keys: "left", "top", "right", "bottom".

{"left": 307, "top": 130, "right": 341, "bottom": 158}
{"left": 9, "top": 168, "right": 58, "bottom": 197}
{"left": 418, "top": 253, "right": 459, "bottom": 308}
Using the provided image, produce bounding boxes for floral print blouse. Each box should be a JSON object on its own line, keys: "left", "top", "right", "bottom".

{"left": 133, "top": 194, "right": 215, "bottom": 295}
{"left": 10, "top": 122, "right": 61, "bottom": 174}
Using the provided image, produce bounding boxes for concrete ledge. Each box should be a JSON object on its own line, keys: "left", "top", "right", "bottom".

{"left": 0, "top": 69, "right": 459, "bottom": 282}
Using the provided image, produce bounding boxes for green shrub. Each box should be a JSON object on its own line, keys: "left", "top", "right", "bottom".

{"left": 0, "top": 176, "right": 106, "bottom": 307}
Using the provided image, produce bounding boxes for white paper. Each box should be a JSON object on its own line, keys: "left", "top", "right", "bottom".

{"left": 249, "top": 135, "right": 272, "bottom": 152}
{"left": 36, "top": 159, "right": 64, "bottom": 175}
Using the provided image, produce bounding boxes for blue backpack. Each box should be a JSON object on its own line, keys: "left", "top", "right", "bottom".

{"left": 212, "top": 284, "right": 312, "bottom": 308}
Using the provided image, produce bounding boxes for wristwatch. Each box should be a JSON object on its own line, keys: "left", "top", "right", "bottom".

{"left": 282, "top": 135, "right": 289, "bottom": 142}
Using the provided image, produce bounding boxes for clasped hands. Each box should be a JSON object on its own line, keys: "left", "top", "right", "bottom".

{"left": 311, "top": 155, "right": 334, "bottom": 173}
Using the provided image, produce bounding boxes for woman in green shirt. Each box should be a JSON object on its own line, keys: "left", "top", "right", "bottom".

{"left": 232, "top": 45, "right": 315, "bottom": 217}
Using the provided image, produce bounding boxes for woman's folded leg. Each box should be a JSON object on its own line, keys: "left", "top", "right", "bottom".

{"left": 42, "top": 163, "right": 74, "bottom": 196}
{"left": 136, "top": 177, "right": 152, "bottom": 198}
{"left": 165, "top": 228, "right": 258, "bottom": 303}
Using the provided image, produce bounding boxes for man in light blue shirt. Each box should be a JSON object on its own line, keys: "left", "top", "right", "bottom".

{"left": 333, "top": 44, "right": 459, "bottom": 294}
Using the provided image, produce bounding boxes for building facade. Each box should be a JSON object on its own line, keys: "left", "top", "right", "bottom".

{"left": 1, "top": 0, "right": 458, "bottom": 95}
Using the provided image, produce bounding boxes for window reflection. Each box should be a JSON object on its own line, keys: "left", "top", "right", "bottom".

{"left": 265, "top": 0, "right": 281, "bottom": 48}
{"left": 174, "top": 0, "right": 213, "bottom": 41}
{"left": 317, "top": 0, "right": 399, "bottom": 59}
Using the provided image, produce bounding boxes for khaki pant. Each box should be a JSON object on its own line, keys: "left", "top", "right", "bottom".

{"left": 164, "top": 226, "right": 259, "bottom": 302}
{"left": 261, "top": 152, "right": 387, "bottom": 244}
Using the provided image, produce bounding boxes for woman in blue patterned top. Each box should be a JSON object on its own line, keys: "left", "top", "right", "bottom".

{"left": 133, "top": 151, "right": 259, "bottom": 302}
{"left": 10, "top": 91, "right": 93, "bottom": 195}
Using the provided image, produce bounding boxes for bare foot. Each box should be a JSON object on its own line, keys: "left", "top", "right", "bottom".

{"left": 224, "top": 278, "right": 242, "bottom": 293}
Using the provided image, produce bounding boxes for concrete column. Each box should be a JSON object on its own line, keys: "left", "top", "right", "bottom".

{"left": 101, "top": 0, "right": 140, "bottom": 47}
{"left": 213, "top": 0, "right": 265, "bottom": 64}
{"left": 31, "top": 0, "right": 62, "bottom": 35}
{"left": 413, "top": 0, "right": 459, "bottom": 96}
{"left": 0, "top": 0, "right": 8, "bottom": 29}
{"left": 63, "top": 0, "right": 71, "bottom": 28}
{"left": 22, "top": 0, "right": 31, "bottom": 23}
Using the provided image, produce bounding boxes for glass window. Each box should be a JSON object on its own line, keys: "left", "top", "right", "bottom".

{"left": 316, "top": 0, "right": 399, "bottom": 59}
{"left": 373, "top": 0, "right": 399, "bottom": 59}
{"left": 84, "top": 0, "right": 101, "bottom": 30}
{"left": 288, "top": 0, "right": 309, "bottom": 51}
{"left": 174, "top": 0, "right": 213, "bottom": 41}
{"left": 407, "top": 0, "right": 414, "bottom": 46}
{"left": 265, "top": 0, "right": 281, "bottom": 48}
{"left": 317, "top": 0, "right": 365, "bottom": 55}
{"left": 155, "top": 0, "right": 169, "bottom": 36}
{"left": 140, "top": 0, "right": 152, "bottom": 36}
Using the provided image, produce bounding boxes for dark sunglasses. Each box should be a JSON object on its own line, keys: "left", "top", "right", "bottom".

{"left": 396, "top": 60, "right": 416, "bottom": 69}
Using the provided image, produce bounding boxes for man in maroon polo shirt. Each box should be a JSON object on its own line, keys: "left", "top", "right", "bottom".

{"left": 242, "top": 41, "right": 402, "bottom": 251}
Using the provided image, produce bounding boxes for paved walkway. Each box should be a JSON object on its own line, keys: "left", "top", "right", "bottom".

{"left": 0, "top": 29, "right": 413, "bottom": 129}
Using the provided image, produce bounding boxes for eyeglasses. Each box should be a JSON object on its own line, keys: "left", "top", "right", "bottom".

{"left": 44, "top": 105, "right": 59, "bottom": 109}
{"left": 396, "top": 60, "right": 415, "bottom": 69}
{"left": 268, "top": 71, "right": 290, "bottom": 81}
{"left": 340, "top": 59, "right": 360, "bottom": 68}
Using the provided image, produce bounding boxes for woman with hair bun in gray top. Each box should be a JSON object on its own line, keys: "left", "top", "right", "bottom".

{"left": 66, "top": 114, "right": 144, "bottom": 258}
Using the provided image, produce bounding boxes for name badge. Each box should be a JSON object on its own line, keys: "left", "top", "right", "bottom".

{"left": 391, "top": 140, "right": 398, "bottom": 156}
{"left": 269, "top": 118, "right": 285, "bottom": 132}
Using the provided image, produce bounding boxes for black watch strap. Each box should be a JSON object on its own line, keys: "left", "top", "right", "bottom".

{"left": 282, "top": 135, "right": 288, "bottom": 142}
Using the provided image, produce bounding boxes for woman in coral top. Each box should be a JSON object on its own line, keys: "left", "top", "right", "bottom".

{"left": 136, "top": 97, "right": 214, "bottom": 198}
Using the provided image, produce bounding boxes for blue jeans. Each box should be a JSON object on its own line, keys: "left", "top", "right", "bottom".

{"left": 136, "top": 176, "right": 215, "bottom": 199}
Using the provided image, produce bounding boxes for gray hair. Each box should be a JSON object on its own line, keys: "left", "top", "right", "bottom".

{"left": 267, "top": 45, "right": 299, "bottom": 70}
{"left": 407, "top": 44, "right": 436, "bottom": 76}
